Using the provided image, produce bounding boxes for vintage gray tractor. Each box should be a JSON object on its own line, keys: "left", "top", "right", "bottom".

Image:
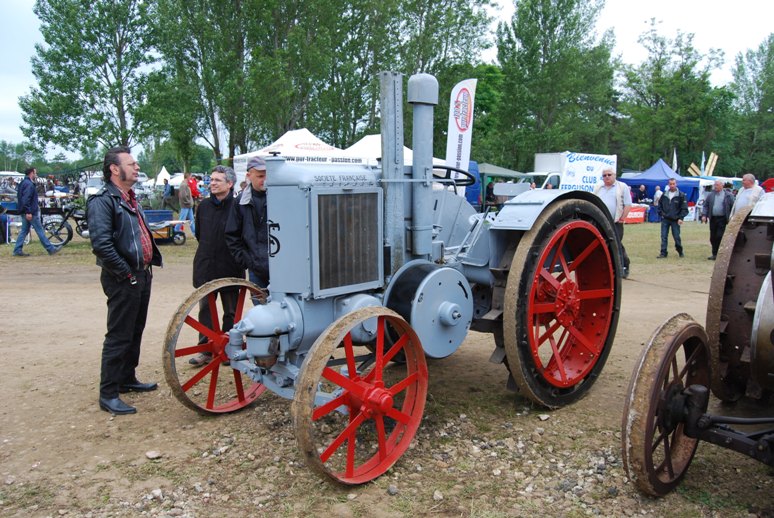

{"left": 164, "top": 72, "right": 623, "bottom": 484}
{"left": 622, "top": 195, "right": 774, "bottom": 496}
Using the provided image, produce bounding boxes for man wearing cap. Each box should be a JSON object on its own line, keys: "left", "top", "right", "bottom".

{"left": 225, "top": 156, "right": 269, "bottom": 290}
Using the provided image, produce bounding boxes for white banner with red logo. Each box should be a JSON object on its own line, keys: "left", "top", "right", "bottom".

{"left": 445, "top": 79, "right": 477, "bottom": 195}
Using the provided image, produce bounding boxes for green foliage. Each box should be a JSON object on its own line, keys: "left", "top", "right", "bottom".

{"left": 20, "top": 0, "right": 155, "bottom": 153}
{"left": 14, "top": 1, "right": 773, "bottom": 180}
{"left": 494, "top": 0, "right": 615, "bottom": 170}
{"left": 730, "top": 33, "right": 774, "bottom": 178}
{"left": 616, "top": 21, "right": 731, "bottom": 172}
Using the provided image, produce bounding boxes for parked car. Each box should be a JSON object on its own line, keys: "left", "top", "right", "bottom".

{"left": 84, "top": 177, "right": 104, "bottom": 198}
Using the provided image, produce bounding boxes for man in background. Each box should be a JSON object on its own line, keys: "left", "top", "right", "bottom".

{"left": 225, "top": 156, "right": 269, "bottom": 290}
{"left": 188, "top": 166, "right": 245, "bottom": 367}
{"left": 731, "top": 173, "right": 764, "bottom": 217}
{"left": 178, "top": 172, "right": 195, "bottom": 234}
{"left": 593, "top": 168, "right": 632, "bottom": 278}
{"left": 657, "top": 178, "right": 689, "bottom": 259}
{"left": 701, "top": 180, "right": 734, "bottom": 260}
{"left": 13, "top": 167, "right": 61, "bottom": 257}
{"left": 161, "top": 178, "right": 175, "bottom": 211}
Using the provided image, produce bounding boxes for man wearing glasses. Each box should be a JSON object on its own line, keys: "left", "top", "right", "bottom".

{"left": 594, "top": 168, "right": 632, "bottom": 278}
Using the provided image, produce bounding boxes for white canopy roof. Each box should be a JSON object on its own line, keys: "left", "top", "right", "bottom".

{"left": 343, "top": 134, "right": 446, "bottom": 166}
{"left": 233, "top": 128, "right": 367, "bottom": 183}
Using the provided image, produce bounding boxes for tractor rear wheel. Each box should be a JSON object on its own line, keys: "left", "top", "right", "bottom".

{"left": 292, "top": 307, "right": 428, "bottom": 484}
{"left": 503, "top": 198, "right": 621, "bottom": 408}
{"left": 163, "top": 278, "right": 267, "bottom": 415}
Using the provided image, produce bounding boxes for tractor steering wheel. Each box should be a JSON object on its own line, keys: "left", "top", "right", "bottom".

{"left": 432, "top": 165, "right": 476, "bottom": 187}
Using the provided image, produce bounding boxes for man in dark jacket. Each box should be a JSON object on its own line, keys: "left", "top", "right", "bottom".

{"left": 189, "top": 166, "right": 245, "bottom": 366}
{"left": 701, "top": 180, "right": 735, "bottom": 260}
{"left": 657, "top": 178, "right": 689, "bottom": 258}
{"left": 88, "top": 146, "right": 163, "bottom": 415}
{"left": 12, "top": 167, "right": 61, "bottom": 257}
{"left": 225, "top": 156, "right": 269, "bottom": 290}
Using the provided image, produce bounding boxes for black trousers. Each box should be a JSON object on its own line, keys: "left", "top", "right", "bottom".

{"left": 614, "top": 222, "right": 630, "bottom": 270}
{"left": 709, "top": 215, "right": 728, "bottom": 257}
{"left": 99, "top": 269, "right": 152, "bottom": 398}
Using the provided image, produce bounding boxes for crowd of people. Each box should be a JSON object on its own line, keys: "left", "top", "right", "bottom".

{"left": 606, "top": 173, "right": 765, "bottom": 280}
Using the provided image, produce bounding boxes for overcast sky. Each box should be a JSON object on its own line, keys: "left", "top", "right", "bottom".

{"left": 0, "top": 0, "right": 771, "bottom": 156}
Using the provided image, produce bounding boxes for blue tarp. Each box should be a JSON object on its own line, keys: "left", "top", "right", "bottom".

{"left": 618, "top": 159, "right": 701, "bottom": 203}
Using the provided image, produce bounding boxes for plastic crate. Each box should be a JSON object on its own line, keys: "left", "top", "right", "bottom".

{"left": 144, "top": 209, "right": 173, "bottom": 224}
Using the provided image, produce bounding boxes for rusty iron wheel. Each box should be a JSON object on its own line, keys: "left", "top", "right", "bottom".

{"left": 706, "top": 205, "right": 771, "bottom": 401}
{"left": 163, "top": 277, "right": 267, "bottom": 415}
{"left": 292, "top": 307, "right": 428, "bottom": 485}
{"left": 503, "top": 198, "right": 621, "bottom": 408}
{"left": 622, "top": 313, "right": 710, "bottom": 497}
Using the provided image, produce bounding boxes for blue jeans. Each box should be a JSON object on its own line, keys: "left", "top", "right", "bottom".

{"left": 177, "top": 207, "right": 195, "bottom": 234}
{"left": 660, "top": 219, "right": 683, "bottom": 256}
{"left": 13, "top": 214, "right": 56, "bottom": 254}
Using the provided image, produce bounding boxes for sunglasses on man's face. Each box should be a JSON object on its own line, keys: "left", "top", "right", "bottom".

{"left": 602, "top": 174, "right": 613, "bottom": 177}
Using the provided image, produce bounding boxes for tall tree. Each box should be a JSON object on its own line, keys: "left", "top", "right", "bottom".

{"left": 399, "top": 0, "right": 492, "bottom": 75}
{"left": 616, "top": 21, "right": 731, "bottom": 172}
{"left": 495, "top": 0, "right": 615, "bottom": 171}
{"left": 20, "top": 0, "right": 155, "bottom": 153}
{"left": 731, "top": 33, "right": 774, "bottom": 177}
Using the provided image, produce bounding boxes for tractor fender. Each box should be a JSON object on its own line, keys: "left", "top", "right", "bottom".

{"left": 489, "top": 189, "right": 613, "bottom": 231}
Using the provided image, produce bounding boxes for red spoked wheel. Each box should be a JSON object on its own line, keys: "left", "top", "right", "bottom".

{"left": 292, "top": 307, "right": 428, "bottom": 485}
{"left": 622, "top": 313, "right": 711, "bottom": 496}
{"left": 163, "top": 278, "right": 267, "bottom": 415}
{"left": 504, "top": 199, "right": 621, "bottom": 408}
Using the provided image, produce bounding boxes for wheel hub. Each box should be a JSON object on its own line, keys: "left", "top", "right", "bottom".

{"left": 364, "top": 383, "right": 394, "bottom": 415}
{"left": 554, "top": 280, "right": 581, "bottom": 327}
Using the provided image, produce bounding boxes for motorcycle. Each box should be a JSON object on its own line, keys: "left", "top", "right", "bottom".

{"left": 43, "top": 203, "right": 89, "bottom": 246}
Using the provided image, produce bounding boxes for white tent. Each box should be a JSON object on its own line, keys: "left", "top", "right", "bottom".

{"left": 233, "top": 128, "right": 366, "bottom": 184}
{"left": 343, "top": 134, "right": 446, "bottom": 167}
{"left": 155, "top": 166, "right": 171, "bottom": 185}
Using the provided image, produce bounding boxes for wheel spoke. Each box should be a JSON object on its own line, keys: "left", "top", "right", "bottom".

{"left": 174, "top": 343, "right": 210, "bottom": 358}
{"left": 320, "top": 410, "right": 368, "bottom": 463}
{"left": 206, "top": 362, "right": 220, "bottom": 409}
{"left": 233, "top": 286, "right": 249, "bottom": 321}
{"left": 312, "top": 393, "right": 350, "bottom": 421}
{"left": 375, "top": 415, "right": 388, "bottom": 461}
{"left": 374, "top": 316, "right": 385, "bottom": 382}
{"left": 385, "top": 406, "right": 411, "bottom": 425}
{"left": 383, "top": 334, "right": 409, "bottom": 364}
{"left": 538, "top": 267, "right": 562, "bottom": 290}
{"left": 322, "top": 367, "right": 367, "bottom": 399}
{"left": 343, "top": 334, "right": 358, "bottom": 379}
{"left": 577, "top": 287, "right": 613, "bottom": 300}
{"left": 677, "top": 346, "right": 702, "bottom": 381}
{"left": 535, "top": 319, "right": 562, "bottom": 347}
{"left": 564, "top": 323, "right": 599, "bottom": 356}
{"left": 233, "top": 369, "right": 246, "bottom": 402}
{"left": 544, "top": 329, "right": 569, "bottom": 381}
{"left": 181, "top": 359, "right": 219, "bottom": 392}
{"left": 207, "top": 292, "right": 221, "bottom": 334}
{"left": 568, "top": 238, "right": 601, "bottom": 273}
{"left": 533, "top": 302, "right": 555, "bottom": 315}
{"left": 184, "top": 315, "right": 220, "bottom": 342}
{"left": 388, "top": 372, "right": 419, "bottom": 396}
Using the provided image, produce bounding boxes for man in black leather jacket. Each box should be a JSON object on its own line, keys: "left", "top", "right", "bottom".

{"left": 88, "top": 146, "right": 163, "bottom": 415}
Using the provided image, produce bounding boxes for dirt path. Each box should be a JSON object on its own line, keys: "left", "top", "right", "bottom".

{"left": 0, "top": 227, "right": 772, "bottom": 517}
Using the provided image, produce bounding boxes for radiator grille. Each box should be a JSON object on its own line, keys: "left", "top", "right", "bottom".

{"left": 317, "top": 193, "right": 379, "bottom": 290}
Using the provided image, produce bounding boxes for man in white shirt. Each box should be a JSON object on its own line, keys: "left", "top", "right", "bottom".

{"left": 731, "top": 173, "right": 764, "bottom": 217}
{"left": 593, "top": 168, "right": 632, "bottom": 278}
